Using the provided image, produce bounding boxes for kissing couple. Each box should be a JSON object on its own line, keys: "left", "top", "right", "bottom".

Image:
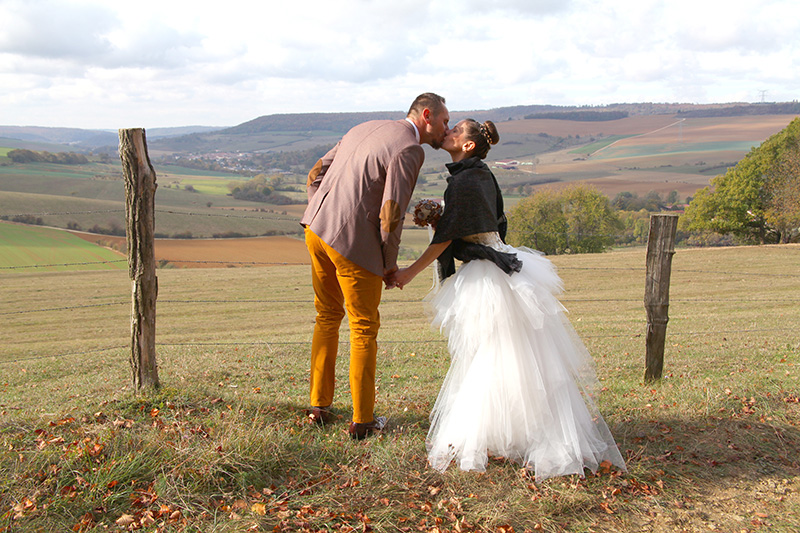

{"left": 299, "top": 93, "right": 626, "bottom": 481}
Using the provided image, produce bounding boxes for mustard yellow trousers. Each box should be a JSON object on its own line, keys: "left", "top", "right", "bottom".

{"left": 305, "top": 228, "right": 382, "bottom": 424}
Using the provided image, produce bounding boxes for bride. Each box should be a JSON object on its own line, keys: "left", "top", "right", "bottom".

{"left": 390, "top": 119, "right": 627, "bottom": 481}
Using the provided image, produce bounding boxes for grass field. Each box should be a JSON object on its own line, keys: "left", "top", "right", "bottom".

{"left": 2, "top": 243, "right": 799, "bottom": 531}
{"left": 0, "top": 221, "right": 126, "bottom": 272}
{"left": 569, "top": 135, "right": 634, "bottom": 155}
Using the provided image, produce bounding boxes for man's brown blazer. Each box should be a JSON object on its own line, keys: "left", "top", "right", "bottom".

{"left": 301, "top": 119, "right": 424, "bottom": 277}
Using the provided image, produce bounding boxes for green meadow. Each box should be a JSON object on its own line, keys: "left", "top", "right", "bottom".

{"left": 594, "top": 141, "right": 759, "bottom": 160}
{"left": 569, "top": 135, "right": 634, "bottom": 155}
{"left": 0, "top": 221, "right": 126, "bottom": 272}
{"left": 2, "top": 244, "right": 799, "bottom": 531}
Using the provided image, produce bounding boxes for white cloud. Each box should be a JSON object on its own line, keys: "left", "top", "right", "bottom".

{"left": 0, "top": 0, "right": 117, "bottom": 60}
{"left": 0, "top": 0, "right": 798, "bottom": 128}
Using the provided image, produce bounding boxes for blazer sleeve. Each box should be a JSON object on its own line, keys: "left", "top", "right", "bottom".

{"left": 379, "top": 145, "right": 424, "bottom": 272}
{"left": 306, "top": 142, "right": 340, "bottom": 201}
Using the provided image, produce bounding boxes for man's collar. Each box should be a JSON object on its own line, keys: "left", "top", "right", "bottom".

{"left": 405, "top": 118, "right": 420, "bottom": 143}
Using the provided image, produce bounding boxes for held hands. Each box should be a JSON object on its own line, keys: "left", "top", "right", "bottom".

{"left": 383, "top": 267, "right": 416, "bottom": 290}
{"left": 383, "top": 267, "right": 399, "bottom": 290}
{"left": 391, "top": 267, "right": 416, "bottom": 290}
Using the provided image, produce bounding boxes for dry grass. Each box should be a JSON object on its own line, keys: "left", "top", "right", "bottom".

{"left": 2, "top": 244, "right": 800, "bottom": 532}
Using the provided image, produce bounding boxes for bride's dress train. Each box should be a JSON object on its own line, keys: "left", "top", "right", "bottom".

{"left": 425, "top": 233, "right": 626, "bottom": 481}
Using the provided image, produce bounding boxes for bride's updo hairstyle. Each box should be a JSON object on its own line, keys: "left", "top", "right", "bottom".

{"left": 463, "top": 119, "right": 499, "bottom": 159}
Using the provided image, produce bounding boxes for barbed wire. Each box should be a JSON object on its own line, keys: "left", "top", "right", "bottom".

{"left": 0, "top": 259, "right": 129, "bottom": 270}
{"left": 155, "top": 209, "right": 298, "bottom": 221}
{"left": 159, "top": 259, "right": 308, "bottom": 266}
{"left": 6, "top": 294, "right": 799, "bottom": 318}
{"left": 559, "top": 265, "right": 800, "bottom": 279}
{"left": 2, "top": 209, "right": 121, "bottom": 217}
{"left": 0, "top": 302, "right": 128, "bottom": 316}
{"left": 5, "top": 324, "right": 797, "bottom": 365}
{"left": 671, "top": 267, "right": 800, "bottom": 278}
{"left": 5, "top": 256, "right": 798, "bottom": 280}
{"left": 1, "top": 208, "right": 298, "bottom": 222}
{"left": 0, "top": 345, "right": 127, "bottom": 365}
{"left": 0, "top": 259, "right": 306, "bottom": 270}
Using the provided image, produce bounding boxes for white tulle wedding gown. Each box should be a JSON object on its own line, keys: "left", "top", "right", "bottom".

{"left": 425, "top": 233, "right": 626, "bottom": 481}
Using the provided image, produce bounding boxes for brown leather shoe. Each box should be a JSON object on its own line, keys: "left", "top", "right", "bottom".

{"left": 306, "top": 406, "right": 333, "bottom": 425}
{"left": 348, "top": 416, "right": 387, "bottom": 440}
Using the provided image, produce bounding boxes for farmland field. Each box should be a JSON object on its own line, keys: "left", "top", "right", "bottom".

{"left": 501, "top": 114, "right": 796, "bottom": 199}
{"left": 2, "top": 113, "right": 798, "bottom": 242}
{"left": 0, "top": 221, "right": 126, "bottom": 271}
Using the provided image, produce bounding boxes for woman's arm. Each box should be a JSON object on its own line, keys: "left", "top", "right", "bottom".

{"left": 390, "top": 240, "right": 452, "bottom": 289}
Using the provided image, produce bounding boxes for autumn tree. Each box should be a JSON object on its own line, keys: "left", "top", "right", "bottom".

{"left": 228, "top": 173, "right": 301, "bottom": 205}
{"left": 7, "top": 148, "right": 88, "bottom": 164}
{"left": 507, "top": 184, "right": 622, "bottom": 254}
{"left": 764, "top": 138, "right": 800, "bottom": 242}
{"left": 683, "top": 117, "right": 800, "bottom": 244}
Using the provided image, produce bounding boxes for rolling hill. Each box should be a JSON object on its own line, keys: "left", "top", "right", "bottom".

{"left": 1, "top": 101, "right": 798, "bottom": 247}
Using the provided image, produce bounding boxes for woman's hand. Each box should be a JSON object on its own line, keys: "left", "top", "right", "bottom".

{"left": 392, "top": 240, "right": 452, "bottom": 290}
{"left": 392, "top": 267, "right": 416, "bottom": 290}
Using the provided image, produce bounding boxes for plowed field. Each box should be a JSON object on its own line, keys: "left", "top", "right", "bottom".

{"left": 72, "top": 232, "right": 310, "bottom": 268}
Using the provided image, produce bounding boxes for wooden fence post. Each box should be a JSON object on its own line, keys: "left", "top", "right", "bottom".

{"left": 119, "top": 128, "right": 160, "bottom": 391}
{"left": 644, "top": 214, "right": 678, "bottom": 382}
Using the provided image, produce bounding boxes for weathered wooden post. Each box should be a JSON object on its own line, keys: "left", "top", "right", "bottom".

{"left": 644, "top": 214, "right": 678, "bottom": 382}
{"left": 119, "top": 128, "right": 159, "bottom": 390}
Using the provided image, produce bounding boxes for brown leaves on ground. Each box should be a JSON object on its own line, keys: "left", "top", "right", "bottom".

{"left": 113, "top": 502, "right": 184, "bottom": 531}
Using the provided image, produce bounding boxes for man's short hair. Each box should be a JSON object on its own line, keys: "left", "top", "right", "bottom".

{"left": 407, "top": 93, "right": 446, "bottom": 117}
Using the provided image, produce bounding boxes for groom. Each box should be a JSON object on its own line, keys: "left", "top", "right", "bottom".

{"left": 301, "top": 93, "right": 450, "bottom": 439}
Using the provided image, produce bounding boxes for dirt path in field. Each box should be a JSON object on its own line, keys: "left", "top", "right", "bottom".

{"left": 70, "top": 232, "right": 311, "bottom": 268}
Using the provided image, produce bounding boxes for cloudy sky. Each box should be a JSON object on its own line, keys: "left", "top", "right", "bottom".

{"left": 1, "top": 0, "right": 798, "bottom": 130}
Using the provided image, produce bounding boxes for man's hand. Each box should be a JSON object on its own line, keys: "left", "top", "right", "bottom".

{"left": 383, "top": 267, "right": 399, "bottom": 290}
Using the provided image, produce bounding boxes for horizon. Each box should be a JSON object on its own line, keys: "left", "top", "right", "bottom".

{"left": 0, "top": 99, "right": 791, "bottom": 132}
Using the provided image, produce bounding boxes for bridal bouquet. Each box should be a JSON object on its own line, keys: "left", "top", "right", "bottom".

{"left": 412, "top": 199, "right": 442, "bottom": 227}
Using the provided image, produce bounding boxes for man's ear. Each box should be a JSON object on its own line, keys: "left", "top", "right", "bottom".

{"left": 422, "top": 108, "right": 431, "bottom": 123}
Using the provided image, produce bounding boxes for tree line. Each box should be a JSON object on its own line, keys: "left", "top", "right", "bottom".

{"left": 523, "top": 111, "right": 629, "bottom": 121}
{"left": 506, "top": 185, "right": 685, "bottom": 254}
{"left": 677, "top": 102, "right": 800, "bottom": 118}
{"left": 6, "top": 149, "right": 89, "bottom": 165}
{"left": 228, "top": 174, "right": 305, "bottom": 205}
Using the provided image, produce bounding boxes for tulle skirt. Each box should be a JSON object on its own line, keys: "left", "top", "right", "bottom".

{"left": 425, "top": 246, "right": 626, "bottom": 481}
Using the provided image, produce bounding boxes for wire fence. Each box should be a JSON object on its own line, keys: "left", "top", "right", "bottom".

{"left": 2, "top": 207, "right": 800, "bottom": 366}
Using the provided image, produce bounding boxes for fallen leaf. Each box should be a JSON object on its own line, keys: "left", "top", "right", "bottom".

{"left": 115, "top": 514, "right": 136, "bottom": 527}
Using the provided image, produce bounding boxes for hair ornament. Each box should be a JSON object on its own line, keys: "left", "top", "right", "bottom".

{"left": 479, "top": 123, "right": 493, "bottom": 145}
